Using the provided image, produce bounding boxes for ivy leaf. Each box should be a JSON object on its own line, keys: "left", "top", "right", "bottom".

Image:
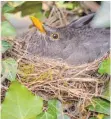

{"left": 1, "top": 81, "right": 43, "bottom": 119}
{"left": 89, "top": 117, "right": 97, "bottom": 119}
{"left": 37, "top": 100, "right": 70, "bottom": 119}
{"left": 97, "top": 114, "right": 110, "bottom": 119}
{"left": 8, "top": 1, "right": 25, "bottom": 7}
{"left": 2, "top": 2, "right": 15, "bottom": 13}
{"left": 89, "top": 115, "right": 110, "bottom": 119}
{"left": 98, "top": 58, "right": 110, "bottom": 75}
{"left": 87, "top": 98, "right": 110, "bottom": 115}
{"left": 56, "top": 1, "right": 80, "bottom": 10}
{"left": 2, "top": 21, "right": 16, "bottom": 37}
{"left": 2, "top": 58, "right": 18, "bottom": 81}
{"left": 97, "top": 114, "right": 105, "bottom": 119}
{"left": 1, "top": 40, "right": 12, "bottom": 53}
{"left": 2, "top": 1, "right": 25, "bottom": 13}
{"left": 65, "top": 3, "right": 74, "bottom": 9}
{"left": 36, "top": 112, "right": 55, "bottom": 119}
{"left": 34, "top": 11, "right": 44, "bottom": 20}
{"left": 103, "top": 116, "right": 110, "bottom": 119}
{"left": 56, "top": 2, "right": 73, "bottom": 9}
{"left": 102, "top": 81, "right": 110, "bottom": 101}
{"left": 47, "top": 100, "right": 59, "bottom": 118}
{"left": 45, "top": 11, "right": 50, "bottom": 18}
{"left": 4, "top": 13, "right": 16, "bottom": 21}
{"left": 12, "top": 1, "right": 42, "bottom": 17}
{"left": 37, "top": 100, "right": 58, "bottom": 119}
{"left": 63, "top": 115, "right": 71, "bottom": 119}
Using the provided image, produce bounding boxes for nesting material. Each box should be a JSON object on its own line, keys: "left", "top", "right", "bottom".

{"left": 4, "top": 35, "right": 109, "bottom": 119}
{"left": 10, "top": 42, "right": 108, "bottom": 101}
{"left": 2, "top": 7, "right": 110, "bottom": 119}
{"left": 11, "top": 46, "right": 108, "bottom": 102}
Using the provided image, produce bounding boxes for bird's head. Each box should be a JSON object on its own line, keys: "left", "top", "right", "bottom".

{"left": 27, "top": 16, "right": 72, "bottom": 57}
{"left": 30, "top": 16, "right": 71, "bottom": 42}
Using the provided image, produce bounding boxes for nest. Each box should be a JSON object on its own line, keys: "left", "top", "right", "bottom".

{"left": 2, "top": 36, "right": 109, "bottom": 119}
{"left": 2, "top": 7, "right": 110, "bottom": 119}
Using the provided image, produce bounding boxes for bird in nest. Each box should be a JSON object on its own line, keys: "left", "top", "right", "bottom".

{"left": 18, "top": 13, "right": 110, "bottom": 65}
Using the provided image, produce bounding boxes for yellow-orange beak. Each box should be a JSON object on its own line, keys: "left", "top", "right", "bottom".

{"left": 30, "top": 16, "right": 46, "bottom": 33}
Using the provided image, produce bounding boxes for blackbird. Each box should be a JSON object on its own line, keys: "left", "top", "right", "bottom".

{"left": 20, "top": 13, "right": 110, "bottom": 65}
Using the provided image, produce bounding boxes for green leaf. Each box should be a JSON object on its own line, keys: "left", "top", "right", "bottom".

{"left": 97, "top": 114, "right": 105, "bottom": 119}
{"left": 87, "top": 98, "right": 110, "bottom": 115}
{"left": 8, "top": 1, "right": 25, "bottom": 7}
{"left": 37, "top": 100, "right": 59, "bottom": 119}
{"left": 4, "top": 13, "right": 15, "bottom": 21}
{"left": 58, "top": 114, "right": 70, "bottom": 119}
{"left": 98, "top": 58, "right": 110, "bottom": 75}
{"left": 66, "top": 3, "right": 73, "bottom": 9}
{"left": 89, "top": 117, "right": 97, "bottom": 119}
{"left": 97, "top": 114, "right": 110, "bottom": 119}
{"left": 34, "top": 11, "right": 44, "bottom": 20}
{"left": 63, "top": 115, "right": 71, "bottom": 119}
{"left": 36, "top": 112, "right": 55, "bottom": 119}
{"left": 1, "top": 81, "right": 43, "bottom": 119}
{"left": 56, "top": 1, "right": 80, "bottom": 10}
{"left": 2, "top": 58, "right": 18, "bottom": 81}
{"left": 2, "top": 1, "right": 25, "bottom": 14}
{"left": 45, "top": 11, "right": 50, "bottom": 18}
{"left": 47, "top": 100, "right": 59, "bottom": 118}
{"left": 90, "top": 115, "right": 110, "bottom": 119}
{"left": 102, "top": 81, "right": 110, "bottom": 101}
{"left": 12, "top": 1, "right": 42, "bottom": 17}
{"left": 37, "top": 100, "right": 58, "bottom": 119}
{"left": 56, "top": 2, "right": 73, "bottom": 9}
{"left": 72, "top": 1, "right": 80, "bottom": 8}
{"left": 2, "top": 2, "right": 15, "bottom": 13}
{"left": 1, "top": 40, "right": 12, "bottom": 53}
{"left": 103, "top": 116, "right": 110, "bottom": 119}
{"left": 2, "top": 21, "right": 16, "bottom": 37}
{"left": 57, "top": 1, "right": 65, "bottom": 4}
{"left": 37, "top": 100, "right": 70, "bottom": 119}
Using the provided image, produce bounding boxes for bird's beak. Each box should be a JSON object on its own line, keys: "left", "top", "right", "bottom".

{"left": 30, "top": 16, "right": 46, "bottom": 33}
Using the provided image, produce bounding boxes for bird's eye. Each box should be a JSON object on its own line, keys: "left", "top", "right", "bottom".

{"left": 51, "top": 33, "right": 59, "bottom": 40}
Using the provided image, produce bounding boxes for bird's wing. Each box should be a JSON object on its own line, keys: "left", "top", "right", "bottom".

{"left": 68, "top": 13, "right": 95, "bottom": 28}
